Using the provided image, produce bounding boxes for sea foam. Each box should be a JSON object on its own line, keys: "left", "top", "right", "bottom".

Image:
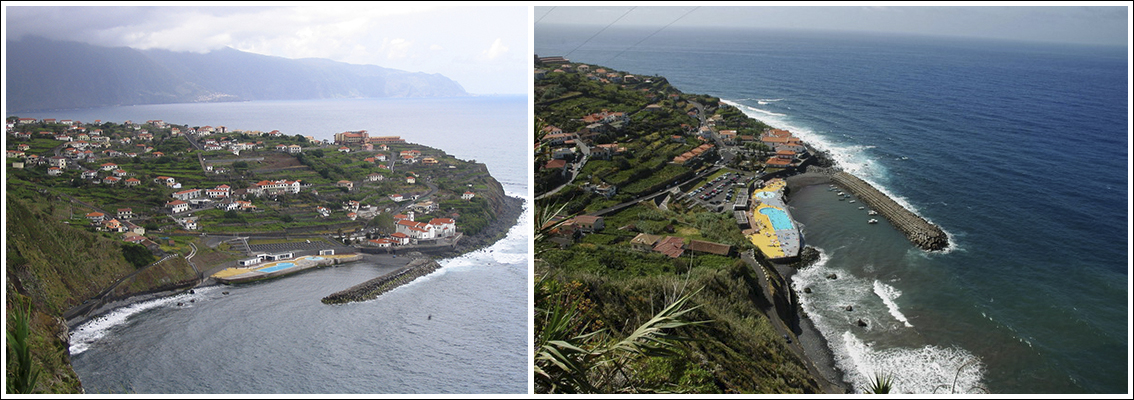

{"left": 724, "top": 97, "right": 961, "bottom": 253}
{"left": 69, "top": 286, "right": 218, "bottom": 355}
{"left": 841, "top": 332, "right": 986, "bottom": 394}
{"left": 873, "top": 280, "right": 913, "bottom": 328}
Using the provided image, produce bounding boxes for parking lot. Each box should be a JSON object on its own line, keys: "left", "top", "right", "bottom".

{"left": 685, "top": 171, "right": 756, "bottom": 210}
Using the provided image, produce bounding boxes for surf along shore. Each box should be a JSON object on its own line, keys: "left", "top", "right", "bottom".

{"left": 758, "top": 145, "right": 951, "bottom": 393}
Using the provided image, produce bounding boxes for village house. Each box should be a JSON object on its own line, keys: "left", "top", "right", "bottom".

{"left": 396, "top": 219, "right": 436, "bottom": 240}
{"left": 249, "top": 179, "right": 301, "bottom": 196}
{"left": 653, "top": 236, "right": 686, "bottom": 258}
{"left": 462, "top": 191, "right": 475, "bottom": 200}
{"left": 429, "top": 218, "right": 457, "bottom": 237}
{"left": 172, "top": 188, "right": 202, "bottom": 201}
{"left": 568, "top": 215, "right": 605, "bottom": 233}
{"left": 117, "top": 208, "right": 133, "bottom": 219}
{"left": 86, "top": 211, "right": 106, "bottom": 222}
{"left": 167, "top": 200, "right": 190, "bottom": 214}
{"left": 125, "top": 178, "right": 141, "bottom": 187}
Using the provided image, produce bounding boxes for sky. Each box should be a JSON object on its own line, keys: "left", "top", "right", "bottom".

{"left": 535, "top": 4, "right": 1130, "bottom": 48}
{"left": 3, "top": 3, "right": 530, "bottom": 95}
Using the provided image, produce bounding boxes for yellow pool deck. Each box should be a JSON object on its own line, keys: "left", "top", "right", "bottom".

{"left": 749, "top": 205, "right": 789, "bottom": 259}
{"left": 212, "top": 254, "right": 360, "bottom": 282}
{"left": 747, "top": 178, "right": 798, "bottom": 260}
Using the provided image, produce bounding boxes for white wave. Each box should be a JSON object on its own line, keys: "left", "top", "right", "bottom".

{"left": 873, "top": 280, "right": 913, "bottom": 328}
{"left": 739, "top": 104, "right": 787, "bottom": 117}
{"left": 841, "top": 332, "right": 986, "bottom": 394}
{"left": 794, "top": 247, "right": 984, "bottom": 393}
{"left": 69, "top": 286, "right": 217, "bottom": 355}
{"left": 723, "top": 97, "right": 963, "bottom": 253}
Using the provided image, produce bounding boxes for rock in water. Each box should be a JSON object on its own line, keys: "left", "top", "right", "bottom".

{"left": 826, "top": 273, "right": 838, "bottom": 280}
{"left": 856, "top": 319, "right": 868, "bottom": 327}
{"left": 845, "top": 305, "right": 853, "bottom": 311}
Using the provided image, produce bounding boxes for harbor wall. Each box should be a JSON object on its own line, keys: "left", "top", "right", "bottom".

{"left": 320, "top": 257, "right": 442, "bottom": 304}
{"left": 830, "top": 171, "right": 949, "bottom": 251}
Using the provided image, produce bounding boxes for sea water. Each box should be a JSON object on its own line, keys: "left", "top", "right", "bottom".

{"left": 24, "top": 96, "right": 530, "bottom": 394}
{"left": 537, "top": 25, "right": 1127, "bottom": 394}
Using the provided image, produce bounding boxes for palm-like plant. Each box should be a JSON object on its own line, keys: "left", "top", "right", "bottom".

{"left": 865, "top": 371, "right": 893, "bottom": 394}
{"left": 533, "top": 278, "right": 705, "bottom": 394}
{"left": 6, "top": 297, "right": 41, "bottom": 394}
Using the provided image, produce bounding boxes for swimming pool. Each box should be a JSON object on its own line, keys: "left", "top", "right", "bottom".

{"left": 258, "top": 262, "right": 297, "bottom": 273}
{"left": 760, "top": 207, "right": 795, "bottom": 231}
{"left": 754, "top": 191, "right": 778, "bottom": 199}
{"left": 298, "top": 256, "right": 325, "bottom": 261}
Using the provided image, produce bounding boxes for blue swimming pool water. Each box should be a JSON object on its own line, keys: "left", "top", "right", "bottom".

{"left": 755, "top": 191, "right": 777, "bottom": 199}
{"left": 760, "top": 207, "right": 794, "bottom": 231}
{"left": 258, "top": 262, "right": 297, "bottom": 273}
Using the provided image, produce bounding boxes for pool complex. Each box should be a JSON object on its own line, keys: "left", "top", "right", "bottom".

{"left": 759, "top": 207, "right": 795, "bottom": 231}
{"left": 255, "top": 256, "right": 326, "bottom": 273}
{"left": 257, "top": 262, "right": 296, "bottom": 273}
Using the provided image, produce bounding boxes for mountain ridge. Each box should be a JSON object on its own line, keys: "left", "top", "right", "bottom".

{"left": 5, "top": 36, "right": 468, "bottom": 112}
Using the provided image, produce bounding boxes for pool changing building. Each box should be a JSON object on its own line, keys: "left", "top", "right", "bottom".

{"left": 238, "top": 252, "right": 295, "bottom": 266}
{"left": 747, "top": 178, "right": 802, "bottom": 260}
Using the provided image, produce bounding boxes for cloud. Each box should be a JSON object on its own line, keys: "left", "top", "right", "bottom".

{"left": 382, "top": 38, "right": 413, "bottom": 60}
{"left": 479, "top": 38, "right": 509, "bottom": 60}
{"left": 4, "top": 4, "right": 530, "bottom": 94}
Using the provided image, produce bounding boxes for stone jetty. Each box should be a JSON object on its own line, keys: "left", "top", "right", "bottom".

{"left": 321, "top": 257, "right": 443, "bottom": 304}
{"left": 830, "top": 171, "right": 949, "bottom": 251}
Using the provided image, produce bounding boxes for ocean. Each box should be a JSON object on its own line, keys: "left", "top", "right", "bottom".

{"left": 14, "top": 96, "right": 531, "bottom": 394}
{"left": 537, "top": 25, "right": 1128, "bottom": 394}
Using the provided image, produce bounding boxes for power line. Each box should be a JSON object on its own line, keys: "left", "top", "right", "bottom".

{"left": 606, "top": 6, "right": 700, "bottom": 65}
{"left": 564, "top": 6, "right": 636, "bottom": 59}
{"left": 535, "top": 6, "right": 553, "bottom": 24}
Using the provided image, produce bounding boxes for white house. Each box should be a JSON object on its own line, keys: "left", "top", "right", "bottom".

{"left": 396, "top": 219, "right": 436, "bottom": 240}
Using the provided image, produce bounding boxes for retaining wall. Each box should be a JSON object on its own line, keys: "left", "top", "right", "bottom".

{"left": 830, "top": 171, "right": 949, "bottom": 251}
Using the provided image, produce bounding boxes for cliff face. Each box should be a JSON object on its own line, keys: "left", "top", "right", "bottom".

{"left": 5, "top": 36, "right": 469, "bottom": 112}
{"left": 5, "top": 191, "right": 198, "bottom": 393}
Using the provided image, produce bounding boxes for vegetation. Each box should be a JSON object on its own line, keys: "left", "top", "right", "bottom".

{"left": 6, "top": 297, "right": 41, "bottom": 394}
{"left": 535, "top": 61, "right": 826, "bottom": 393}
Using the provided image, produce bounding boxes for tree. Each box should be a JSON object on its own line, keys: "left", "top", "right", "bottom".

{"left": 121, "top": 242, "right": 156, "bottom": 269}
{"left": 370, "top": 213, "right": 394, "bottom": 234}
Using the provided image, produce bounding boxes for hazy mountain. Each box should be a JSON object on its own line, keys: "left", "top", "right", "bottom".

{"left": 5, "top": 36, "right": 468, "bottom": 112}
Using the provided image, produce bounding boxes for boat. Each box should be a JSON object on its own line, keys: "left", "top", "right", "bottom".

{"left": 849, "top": 200, "right": 856, "bottom": 203}
{"left": 868, "top": 219, "right": 878, "bottom": 224}
{"left": 868, "top": 210, "right": 878, "bottom": 215}
{"left": 858, "top": 206, "right": 865, "bottom": 210}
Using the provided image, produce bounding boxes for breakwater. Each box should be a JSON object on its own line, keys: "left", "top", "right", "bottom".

{"left": 321, "top": 257, "right": 443, "bottom": 304}
{"left": 830, "top": 171, "right": 949, "bottom": 251}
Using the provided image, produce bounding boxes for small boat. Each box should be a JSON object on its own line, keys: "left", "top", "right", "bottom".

{"left": 858, "top": 206, "right": 865, "bottom": 210}
{"left": 838, "top": 197, "right": 844, "bottom": 201}
{"left": 849, "top": 200, "right": 856, "bottom": 203}
{"left": 868, "top": 219, "right": 878, "bottom": 224}
{"left": 868, "top": 210, "right": 878, "bottom": 215}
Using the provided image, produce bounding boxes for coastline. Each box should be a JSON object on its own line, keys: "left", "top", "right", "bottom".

{"left": 65, "top": 193, "right": 526, "bottom": 332}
